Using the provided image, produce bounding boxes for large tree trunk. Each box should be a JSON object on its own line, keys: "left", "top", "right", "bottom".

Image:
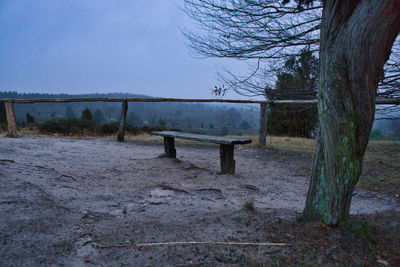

{"left": 303, "top": 0, "right": 400, "bottom": 225}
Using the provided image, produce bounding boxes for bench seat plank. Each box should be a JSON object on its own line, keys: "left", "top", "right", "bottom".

{"left": 152, "top": 131, "right": 252, "bottom": 145}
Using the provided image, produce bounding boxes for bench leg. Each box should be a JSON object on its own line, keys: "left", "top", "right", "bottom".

{"left": 164, "top": 137, "right": 176, "bottom": 158}
{"left": 220, "top": 144, "right": 235, "bottom": 175}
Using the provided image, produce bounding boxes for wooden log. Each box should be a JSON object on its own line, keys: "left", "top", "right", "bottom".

{"left": 1, "top": 97, "right": 398, "bottom": 105}
{"left": 164, "top": 137, "right": 176, "bottom": 158}
{"left": 220, "top": 144, "right": 235, "bottom": 175}
{"left": 5, "top": 102, "right": 18, "bottom": 137}
{"left": 258, "top": 103, "right": 268, "bottom": 146}
{"left": 117, "top": 101, "right": 128, "bottom": 142}
{"left": 1, "top": 97, "right": 266, "bottom": 104}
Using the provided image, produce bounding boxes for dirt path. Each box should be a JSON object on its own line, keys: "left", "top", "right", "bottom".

{"left": 0, "top": 135, "right": 398, "bottom": 266}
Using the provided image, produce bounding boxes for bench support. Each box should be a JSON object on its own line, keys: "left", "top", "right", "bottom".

{"left": 164, "top": 137, "right": 176, "bottom": 158}
{"left": 220, "top": 144, "right": 235, "bottom": 175}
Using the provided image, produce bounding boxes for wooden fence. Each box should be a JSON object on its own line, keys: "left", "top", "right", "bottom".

{"left": 1, "top": 97, "right": 399, "bottom": 144}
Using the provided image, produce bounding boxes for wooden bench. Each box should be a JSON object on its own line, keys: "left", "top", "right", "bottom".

{"left": 152, "top": 131, "right": 252, "bottom": 175}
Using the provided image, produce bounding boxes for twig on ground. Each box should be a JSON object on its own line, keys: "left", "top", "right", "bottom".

{"left": 97, "top": 241, "right": 288, "bottom": 249}
{"left": 130, "top": 156, "right": 164, "bottom": 161}
{"left": 243, "top": 184, "right": 260, "bottom": 191}
{"left": 131, "top": 166, "right": 146, "bottom": 171}
{"left": 176, "top": 262, "right": 216, "bottom": 267}
{"left": 196, "top": 188, "right": 222, "bottom": 193}
{"left": 61, "top": 185, "right": 82, "bottom": 191}
{"left": 0, "top": 159, "right": 15, "bottom": 163}
{"left": 58, "top": 174, "right": 77, "bottom": 181}
{"left": 183, "top": 164, "right": 209, "bottom": 171}
{"left": 34, "top": 165, "right": 55, "bottom": 170}
{"left": 157, "top": 184, "right": 189, "bottom": 194}
{"left": 0, "top": 200, "right": 18, "bottom": 205}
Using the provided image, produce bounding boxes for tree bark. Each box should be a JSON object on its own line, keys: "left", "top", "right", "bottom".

{"left": 303, "top": 0, "right": 400, "bottom": 225}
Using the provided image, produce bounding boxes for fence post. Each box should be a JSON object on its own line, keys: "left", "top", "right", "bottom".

{"left": 258, "top": 102, "right": 267, "bottom": 146}
{"left": 117, "top": 101, "right": 128, "bottom": 142}
{"left": 5, "top": 102, "right": 18, "bottom": 137}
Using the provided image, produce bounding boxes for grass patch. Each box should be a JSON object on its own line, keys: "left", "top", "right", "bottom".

{"left": 339, "top": 218, "right": 377, "bottom": 249}
{"left": 359, "top": 141, "right": 400, "bottom": 195}
{"left": 250, "top": 136, "right": 400, "bottom": 197}
{"left": 245, "top": 135, "right": 316, "bottom": 152}
{"left": 242, "top": 201, "right": 255, "bottom": 212}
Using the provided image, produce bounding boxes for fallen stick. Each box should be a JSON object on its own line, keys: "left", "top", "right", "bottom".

{"left": 157, "top": 184, "right": 189, "bottom": 194}
{"left": 0, "top": 159, "right": 15, "bottom": 163}
{"left": 98, "top": 241, "right": 288, "bottom": 249}
{"left": 58, "top": 174, "right": 76, "bottom": 181}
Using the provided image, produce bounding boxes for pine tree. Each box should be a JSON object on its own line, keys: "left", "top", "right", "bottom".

{"left": 81, "top": 107, "right": 93, "bottom": 122}
{"left": 266, "top": 49, "right": 318, "bottom": 137}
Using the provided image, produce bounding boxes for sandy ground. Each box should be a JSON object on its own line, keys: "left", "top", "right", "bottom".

{"left": 0, "top": 135, "right": 398, "bottom": 266}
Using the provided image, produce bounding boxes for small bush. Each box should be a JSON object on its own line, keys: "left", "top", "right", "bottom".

{"left": 219, "top": 126, "right": 229, "bottom": 136}
{"left": 370, "top": 129, "right": 384, "bottom": 140}
{"left": 36, "top": 119, "right": 175, "bottom": 136}
{"left": 81, "top": 107, "right": 93, "bottom": 122}
{"left": 339, "top": 218, "right": 377, "bottom": 248}
{"left": 0, "top": 122, "right": 7, "bottom": 131}
{"left": 38, "top": 119, "right": 81, "bottom": 134}
{"left": 80, "top": 108, "right": 95, "bottom": 131}
{"left": 126, "top": 124, "right": 166, "bottom": 134}
{"left": 0, "top": 102, "right": 6, "bottom": 124}
{"left": 243, "top": 201, "right": 255, "bottom": 211}
{"left": 26, "top": 113, "right": 35, "bottom": 124}
{"left": 100, "top": 122, "right": 119, "bottom": 135}
{"left": 169, "top": 128, "right": 182, "bottom": 132}
{"left": 157, "top": 118, "right": 167, "bottom": 130}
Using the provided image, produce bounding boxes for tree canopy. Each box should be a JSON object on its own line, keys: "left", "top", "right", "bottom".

{"left": 182, "top": 0, "right": 400, "bottom": 108}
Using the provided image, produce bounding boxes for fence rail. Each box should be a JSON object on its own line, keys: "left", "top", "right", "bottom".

{"left": 1, "top": 97, "right": 400, "bottom": 105}
{"left": 1, "top": 97, "right": 399, "bottom": 142}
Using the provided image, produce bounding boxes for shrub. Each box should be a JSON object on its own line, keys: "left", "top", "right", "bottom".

{"left": 0, "top": 102, "right": 6, "bottom": 124}
{"left": 370, "top": 129, "right": 384, "bottom": 140}
{"left": 219, "top": 126, "right": 229, "bottom": 136}
{"left": 65, "top": 106, "right": 76, "bottom": 119}
{"left": 26, "top": 113, "right": 35, "bottom": 124}
{"left": 157, "top": 118, "right": 167, "bottom": 130}
{"left": 81, "top": 107, "right": 93, "bottom": 122}
{"left": 169, "top": 128, "right": 182, "bottom": 132}
{"left": 94, "top": 109, "right": 105, "bottom": 122}
{"left": 239, "top": 120, "right": 251, "bottom": 130}
{"left": 0, "top": 122, "right": 7, "bottom": 131}
{"left": 100, "top": 122, "right": 119, "bottom": 135}
{"left": 38, "top": 119, "right": 81, "bottom": 134}
{"left": 80, "top": 107, "right": 95, "bottom": 130}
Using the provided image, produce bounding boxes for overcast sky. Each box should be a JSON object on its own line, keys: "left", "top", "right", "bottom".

{"left": 0, "top": 0, "right": 247, "bottom": 99}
